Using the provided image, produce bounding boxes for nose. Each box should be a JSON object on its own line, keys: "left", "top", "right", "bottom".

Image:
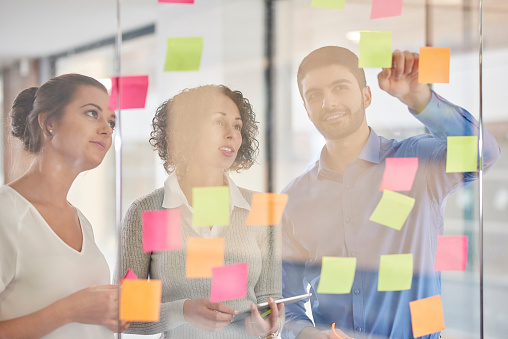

{"left": 225, "top": 124, "right": 238, "bottom": 140}
{"left": 99, "top": 117, "right": 113, "bottom": 136}
{"left": 322, "top": 92, "right": 338, "bottom": 110}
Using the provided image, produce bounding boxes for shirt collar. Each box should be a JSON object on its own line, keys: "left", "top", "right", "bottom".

{"left": 161, "top": 172, "right": 250, "bottom": 212}
{"left": 317, "top": 127, "right": 381, "bottom": 175}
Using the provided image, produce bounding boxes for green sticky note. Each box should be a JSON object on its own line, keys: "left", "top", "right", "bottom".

{"left": 378, "top": 253, "right": 413, "bottom": 291}
{"left": 192, "top": 186, "right": 230, "bottom": 227}
{"left": 164, "top": 37, "right": 203, "bottom": 71}
{"left": 317, "top": 257, "right": 356, "bottom": 294}
{"left": 369, "top": 190, "right": 415, "bottom": 231}
{"left": 359, "top": 31, "right": 392, "bottom": 68}
{"left": 446, "top": 136, "right": 478, "bottom": 173}
{"left": 311, "top": 0, "right": 345, "bottom": 9}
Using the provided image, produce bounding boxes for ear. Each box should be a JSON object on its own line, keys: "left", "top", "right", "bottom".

{"left": 38, "top": 112, "right": 52, "bottom": 136}
{"left": 362, "top": 86, "right": 372, "bottom": 109}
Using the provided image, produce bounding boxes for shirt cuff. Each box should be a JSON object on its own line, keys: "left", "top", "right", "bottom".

{"left": 165, "top": 299, "right": 188, "bottom": 328}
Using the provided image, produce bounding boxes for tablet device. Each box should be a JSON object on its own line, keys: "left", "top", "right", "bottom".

{"left": 231, "top": 293, "right": 312, "bottom": 323}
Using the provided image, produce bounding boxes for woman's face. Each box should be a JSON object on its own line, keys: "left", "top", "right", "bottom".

{"left": 189, "top": 93, "right": 243, "bottom": 173}
{"left": 47, "top": 85, "right": 115, "bottom": 172}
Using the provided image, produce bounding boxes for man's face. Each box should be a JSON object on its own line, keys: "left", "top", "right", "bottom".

{"left": 301, "top": 64, "right": 371, "bottom": 141}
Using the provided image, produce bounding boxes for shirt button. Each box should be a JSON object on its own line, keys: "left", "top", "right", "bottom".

{"left": 356, "top": 327, "right": 363, "bottom": 332}
{"left": 354, "top": 289, "right": 360, "bottom": 294}
{"left": 345, "top": 218, "right": 350, "bottom": 223}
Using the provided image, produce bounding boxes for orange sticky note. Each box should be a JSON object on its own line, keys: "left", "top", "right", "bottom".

{"left": 245, "top": 193, "right": 288, "bottom": 226}
{"left": 409, "top": 295, "right": 445, "bottom": 338}
{"left": 120, "top": 279, "right": 162, "bottom": 322}
{"left": 379, "top": 157, "right": 418, "bottom": 192}
{"left": 418, "top": 47, "right": 450, "bottom": 84}
{"left": 186, "top": 237, "right": 225, "bottom": 278}
{"left": 434, "top": 235, "right": 468, "bottom": 271}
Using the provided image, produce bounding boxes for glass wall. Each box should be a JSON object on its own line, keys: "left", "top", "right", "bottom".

{"left": 1, "top": 0, "right": 506, "bottom": 338}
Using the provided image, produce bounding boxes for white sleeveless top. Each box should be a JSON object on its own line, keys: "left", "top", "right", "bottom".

{"left": 0, "top": 185, "right": 114, "bottom": 338}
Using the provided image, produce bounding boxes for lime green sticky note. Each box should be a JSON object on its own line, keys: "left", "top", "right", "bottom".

{"left": 311, "top": 0, "right": 345, "bottom": 9}
{"left": 378, "top": 253, "right": 413, "bottom": 291}
{"left": 446, "top": 136, "right": 478, "bottom": 173}
{"left": 369, "top": 190, "right": 415, "bottom": 231}
{"left": 192, "top": 186, "right": 229, "bottom": 227}
{"left": 164, "top": 37, "right": 203, "bottom": 71}
{"left": 317, "top": 257, "right": 356, "bottom": 294}
{"left": 359, "top": 31, "right": 392, "bottom": 68}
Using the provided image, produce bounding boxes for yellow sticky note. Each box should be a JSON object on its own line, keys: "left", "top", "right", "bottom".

{"left": 186, "top": 237, "right": 225, "bottom": 278}
{"left": 311, "top": 0, "right": 345, "bottom": 9}
{"left": 164, "top": 37, "right": 203, "bottom": 71}
{"left": 120, "top": 279, "right": 162, "bottom": 322}
{"left": 192, "top": 186, "right": 230, "bottom": 227}
{"left": 409, "top": 295, "right": 445, "bottom": 337}
{"left": 378, "top": 253, "right": 413, "bottom": 291}
{"left": 317, "top": 257, "right": 356, "bottom": 294}
{"left": 418, "top": 47, "right": 450, "bottom": 84}
{"left": 245, "top": 193, "right": 288, "bottom": 226}
{"left": 359, "top": 31, "right": 392, "bottom": 68}
{"left": 369, "top": 190, "right": 415, "bottom": 231}
{"left": 446, "top": 136, "right": 478, "bottom": 173}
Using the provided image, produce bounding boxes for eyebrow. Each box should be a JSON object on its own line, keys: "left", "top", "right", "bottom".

{"left": 304, "top": 79, "right": 353, "bottom": 98}
{"left": 212, "top": 111, "right": 242, "bottom": 120}
{"left": 81, "top": 103, "right": 116, "bottom": 119}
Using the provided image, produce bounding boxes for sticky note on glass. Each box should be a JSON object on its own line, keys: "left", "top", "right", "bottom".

{"left": 158, "top": 0, "right": 194, "bottom": 3}
{"left": 210, "top": 263, "right": 248, "bottom": 302}
{"left": 245, "top": 193, "right": 288, "bottom": 226}
{"left": 378, "top": 253, "right": 413, "bottom": 291}
{"left": 142, "top": 209, "right": 181, "bottom": 252}
{"left": 186, "top": 237, "right": 225, "bottom": 278}
{"left": 369, "top": 190, "right": 415, "bottom": 231}
{"left": 434, "top": 235, "right": 468, "bottom": 271}
{"left": 109, "top": 75, "right": 149, "bottom": 110}
{"left": 120, "top": 279, "right": 162, "bottom": 322}
{"left": 370, "top": 0, "right": 403, "bottom": 19}
{"left": 418, "top": 47, "right": 450, "bottom": 84}
{"left": 446, "top": 136, "right": 478, "bottom": 173}
{"left": 379, "top": 157, "right": 419, "bottom": 191}
{"left": 192, "top": 186, "right": 229, "bottom": 227}
{"left": 359, "top": 31, "right": 392, "bottom": 68}
{"left": 409, "top": 295, "right": 445, "bottom": 337}
{"left": 317, "top": 257, "right": 356, "bottom": 294}
{"left": 123, "top": 269, "right": 137, "bottom": 281}
{"left": 164, "top": 37, "right": 203, "bottom": 71}
{"left": 311, "top": 0, "right": 345, "bottom": 9}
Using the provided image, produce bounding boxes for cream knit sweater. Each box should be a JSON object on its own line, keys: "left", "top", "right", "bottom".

{"left": 119, "top": 187, "right": 282, "bottom": 338}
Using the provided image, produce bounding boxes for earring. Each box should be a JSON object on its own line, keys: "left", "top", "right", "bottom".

{"left": 49, "top": 129, "right": 53, "bottom": 135}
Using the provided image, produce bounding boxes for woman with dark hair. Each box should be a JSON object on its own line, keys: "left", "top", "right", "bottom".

{"left": 0, "top": 74, "right": 128, "bottom": 338}
{"left": 120, "top": 85, "right": 283, "bottom": 338}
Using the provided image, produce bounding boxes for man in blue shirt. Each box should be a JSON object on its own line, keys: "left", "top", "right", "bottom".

{"left": 281, "top": 46, "right": 500, "bottom": 339}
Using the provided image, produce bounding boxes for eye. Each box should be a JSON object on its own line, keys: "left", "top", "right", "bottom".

{"left": 234, "top": 124, "right": 242, "bottom": 131}
{"left": 307, "top": 92, "right": 321, "bottom": 102}
{"left": 85, "top": 110, "right": 99, "bottom": 118}
{"left": 214, "top": 119, "right": 224, "bottom": 126}
{"left": 332, "top": 84, "right": 348, "bottom": 92}
{"left": 109, "top": 120, "right": 116, "bottom": 130}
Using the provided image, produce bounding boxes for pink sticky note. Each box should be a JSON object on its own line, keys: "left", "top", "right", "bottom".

{"left": 142, "top": 210, "right": 181, "bottom": 252}
{"left": 158, "top": 0, "right": 194, "bottom": 3}
{"left": 109, "top": 75, "right": 149, "bottom": 110}
{"left": 210, "top": 263, "right": 248, "bottom": 302}
{"left": 434, "top": 235, "right": 468, "bottom": 271}
{"left": 124, "top": 269, "right": 138, "bottom": 280}
{"left": 379, "top": 158, "right": 419, "bottom": 192}
{"left": 370, "top": 0, "right": 404, "bottom": 19}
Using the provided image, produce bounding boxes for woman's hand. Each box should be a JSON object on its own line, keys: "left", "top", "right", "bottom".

{"left": 65, "top": 285, "right": 122, "bottom": 332}
{"left": 245, "top": 298, "right": 284, "bottom": 337}
{"left": 183, "top": 298, "right": 237, "bottom": 332}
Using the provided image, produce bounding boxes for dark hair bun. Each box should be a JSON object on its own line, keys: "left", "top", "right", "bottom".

{"left": 10, "top": 87, "right": 38, "bottom": 147}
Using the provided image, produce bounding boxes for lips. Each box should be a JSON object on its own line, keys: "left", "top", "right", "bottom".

{"left": 219, "top": 145, "right": 235, "bottom": 157}
{"left": 90, "top": 141, "right": 106, "bottom": 150}
{"left": 323, "top": 110, "right": 347, "bottom": 122}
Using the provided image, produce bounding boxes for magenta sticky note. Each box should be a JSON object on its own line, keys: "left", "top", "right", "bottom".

{"left": 210, "top": 263, "right": 248, "bottom": 302}
{"left": 370, "top": 0, "right": 403, "bottom": 19}
{"left": 158, "top": 0, "right": 194, "bottom": 3}
{"left": 434, "top": 235, "right": 468, "bottom": 271}
{"left": 142, "top": 210, "right": 181, "bottom": 252}
{"left": 109, "top": 75, "right": 149, "bottom": 110}
{"left": 124, "top": 269, "right": 138, "bottom": 280}
{"left": 379, "top": 157, "right": 418, "bottom": 192}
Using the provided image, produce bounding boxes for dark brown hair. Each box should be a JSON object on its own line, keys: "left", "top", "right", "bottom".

{"left": 297, "top": 46, "right": 367, "bottom": 98}
{"left": 10, "top": 73, "right": 107, "bottom": 153}
{"left": 150, "top": 85, "right": 259, "bottom": 175}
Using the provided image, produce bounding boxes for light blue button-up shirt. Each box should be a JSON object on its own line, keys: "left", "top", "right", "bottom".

{"left": 281, "top": 92, "right": 501, "bottom": 339}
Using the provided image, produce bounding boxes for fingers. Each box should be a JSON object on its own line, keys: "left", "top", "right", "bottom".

{"left": 209, "top": 301, "right": 237, "bottom": 316}
{"left": 391, "top": 50, "right": 417, "bottom": 79}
